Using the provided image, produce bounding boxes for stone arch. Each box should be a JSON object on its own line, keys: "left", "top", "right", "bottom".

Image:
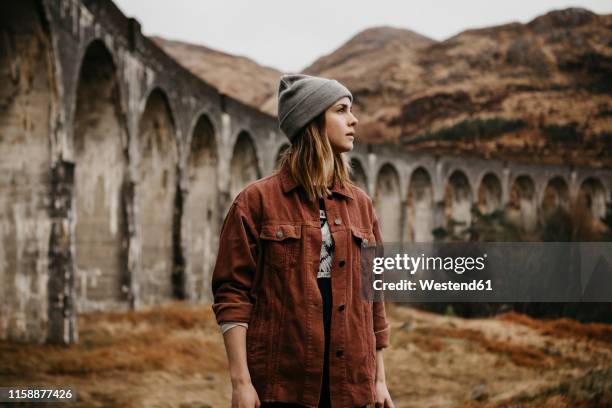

{"left": 350, "top": 157, "right": 368, "bottom": 193}
{"left": 407, "top": 167, "right": 434, "bottom": 242}
{"left": 508, "top": 175, "right": 538, "bottom": 232}
{"left": 541, "top": 176, "right": 570, "bottom": 220}
{"left": 274, "top": 143, "right": 290, "bottom": 169}
{"left": 137, "top": 88, "right": 179, "bottom": 303}
{"left": 229, "top": 131, "right": 261, "bottom": 200}
{"left": 374, "top": 163, "right": 402, "bottom": 242}
{"left": 184, "top": 114, "right": 218, "bottom": 302}
{"left": 478, "top": 172, "right": 502, "bottom": 214}
{"left": 73, "top": 40, "right": 128, "bottom": 310}
{"left": 445, "top": 170, "right": 473, "bottom": 237}
{"left": 576, "top": 177, "right": 607, "bottom": 231}
{"left": 0, "top": 1, "right": 55, "bottom": 340}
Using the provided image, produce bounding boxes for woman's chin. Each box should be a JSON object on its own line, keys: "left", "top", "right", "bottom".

{"left": 334, "top": 147, "right": 352, "bottom": 154}
{"left": 337, "top": 142, "right": 354, "bottom": 153}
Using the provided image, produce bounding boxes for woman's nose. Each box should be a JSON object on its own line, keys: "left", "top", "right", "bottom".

{"left": 349, "top": 112, "right": 358, "bottom": 127}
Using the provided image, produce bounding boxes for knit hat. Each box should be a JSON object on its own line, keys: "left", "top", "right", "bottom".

{"left": 277, "top": 74, "right": 353, "bottom": 143}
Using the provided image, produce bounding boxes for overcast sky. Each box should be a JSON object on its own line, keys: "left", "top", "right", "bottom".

{"left": 114, "top": 0, "right": 611, "bottom": 72}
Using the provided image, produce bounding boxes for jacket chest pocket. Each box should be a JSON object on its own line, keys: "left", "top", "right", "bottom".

{"left": 348, "top": 227, "right": 378, "bottom": 383}
{"left": 350, "top": 227, "right": 377, "bottom": 294}
{"left": 350, "top": 227, "right": 376, "bottom": 251}
{"left": 259, "top": 223, "right": 302, "bottom": 271}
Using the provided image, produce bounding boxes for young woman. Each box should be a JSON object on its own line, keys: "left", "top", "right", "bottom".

{"left": 211, "top": 74, "right": 394, "bottom": 408}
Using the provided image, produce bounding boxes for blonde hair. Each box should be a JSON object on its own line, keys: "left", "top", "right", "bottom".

{"left": 278, "top": 113, "right": 352, "bottom": 202}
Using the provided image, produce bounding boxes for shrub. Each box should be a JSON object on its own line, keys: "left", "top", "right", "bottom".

{"left": 408, "top": 118, "right": 527, "bottom": 144}
{"left": 541, "top": 122, "right": 582, "bottom": 143}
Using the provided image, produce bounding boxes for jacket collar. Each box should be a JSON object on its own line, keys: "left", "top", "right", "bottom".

{"left": 279, "top": 161, "right": 354, "bottom": 200}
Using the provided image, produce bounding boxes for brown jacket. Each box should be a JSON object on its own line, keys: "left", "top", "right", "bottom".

{"left": 211, "top": 162, "right": 390, "bottom": 408}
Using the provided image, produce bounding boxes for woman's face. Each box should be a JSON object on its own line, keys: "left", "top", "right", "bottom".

{"left": 324, "top": 96, "right": 358, "bottom": 154}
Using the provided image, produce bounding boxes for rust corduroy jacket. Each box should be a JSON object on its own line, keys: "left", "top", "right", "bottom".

{"left": 211, "top": 162, "right": 390, "bottom": 408}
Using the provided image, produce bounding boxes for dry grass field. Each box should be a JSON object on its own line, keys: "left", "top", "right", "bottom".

{"left": 1, "top": 302, "right": 610, "bottom": 407}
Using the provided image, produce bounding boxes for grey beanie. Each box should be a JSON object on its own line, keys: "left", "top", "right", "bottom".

{"left": 277, "top": 74, "right": 353, "bottom": 143}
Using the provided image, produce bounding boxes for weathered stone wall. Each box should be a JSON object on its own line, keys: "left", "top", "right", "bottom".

{"left": 73, "top": 40, "right": 128, "bottom": 312}
{"left": 183, "top": 115, "right": 218, "bottom": 302}
{"left": 0, "top": 0, "right": 611, "bottom": 343}
{"left": 407, "top": 168, "right": 434, "bottom": 242}
{"left": 0, "top": 1, "right": 55, "bottom": 342}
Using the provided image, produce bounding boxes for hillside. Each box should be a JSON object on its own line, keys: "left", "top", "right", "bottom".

{"left": 261, "top": 26, "right": 436, "bottom": 118}
{"left": 153, "top": 36, "right": 280, "bottom": 109}
{"left": 1, "top": 302, "right": 610, "bottom": 407}
{"left": 301, "top": 8, "right": 612, "bottom": 166}
{"left": 156, "top": 8, "right": 612, "bottom": 167}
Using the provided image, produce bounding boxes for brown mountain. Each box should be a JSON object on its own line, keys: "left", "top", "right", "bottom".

{"left": 155, "top": 8, "right": 612, "bottom": 167}
{"left": 152, "top": 36, "right": 280, "bottom": 109}
{"left": 260, "top": 26, "right": 435, "bottom": 119}
{"left": 302, "top": 8, "right": 612, "bottom": 166}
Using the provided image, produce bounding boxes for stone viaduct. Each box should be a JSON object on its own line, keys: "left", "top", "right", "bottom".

{"left": 1, "top": 0, "right": 611, "bottom": 343}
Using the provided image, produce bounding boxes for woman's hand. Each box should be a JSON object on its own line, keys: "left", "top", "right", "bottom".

{"left": 374, "top": 349, "right": 394, "bottom": 407}
{"left": 222, "top": 326, "right": 260, "bottom": 407}
{"left": 374, "top": 379, "right": 395, "bottom": 408}
{"left": 231, "top": 381, "right": 261, "bottom": 408}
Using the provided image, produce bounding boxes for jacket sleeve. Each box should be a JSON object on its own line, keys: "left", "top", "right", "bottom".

{"left": 372, "top": 209, "right": 391, "bottom": 350}
{"left": 211, "top": 201, "right": 259, "bottom": 324}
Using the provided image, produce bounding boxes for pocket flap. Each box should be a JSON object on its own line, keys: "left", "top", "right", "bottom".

{"left": 350, "top": 227, "right": 376, "bottom": 247}
{"left": 260, "top": 223, "right": 301, "bottom": 241}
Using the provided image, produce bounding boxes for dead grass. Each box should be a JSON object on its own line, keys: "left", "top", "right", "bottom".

{"left": 409, "top": 326, "right": 564, "bottom": 368}
{"left": 497, "top": 311, "right": 612, "bottom": 346}
{"left": 2, "top": 302, "right": 611, "bottom": 407}
{"left": 0, "top": 302, "right": 225, "bottom": 377}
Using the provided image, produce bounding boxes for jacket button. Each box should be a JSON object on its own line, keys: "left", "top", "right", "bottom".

{"left": 339, "top": 260, "right": 346, "bottom": 267}
{"left": 276, "top": 230, "right": 284, "bottom": 239}
{"left": 362, "top": 238, "right": 369, "bottom": 246}
{"left": 338, "top": 304, "right": 345, "bottom": 312}
{"left": 336, "top": 350, "right": 344, "bottom": 357}
{"left": 334, "top": 218, "right": 342, "bottom": 225}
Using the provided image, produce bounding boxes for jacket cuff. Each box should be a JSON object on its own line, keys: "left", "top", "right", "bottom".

{"left": 212, "top": 302, "right": 254, "bottom": 324}
{"left": 375, "top": 324, "right": 390, "bottom": 349}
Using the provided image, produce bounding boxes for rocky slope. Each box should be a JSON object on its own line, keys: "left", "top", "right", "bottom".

{"left": 300, "top": 8, "right": 612, "bottom": 166}
{"left": 152, "top": 36, "right": 280, "bottom": 109}
{"left": 156, "top": 8, "right": 612, "bottom": 167}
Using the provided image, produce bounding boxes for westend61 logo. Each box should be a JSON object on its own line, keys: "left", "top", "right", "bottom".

{"left": 361, "top": 242, "right": 612, "bottom": 302}
{"left": 372, "top": 253, "right": 488, "bottom": 275}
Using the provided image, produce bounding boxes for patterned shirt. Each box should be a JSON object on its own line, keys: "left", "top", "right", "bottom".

{"left": 317, "top": 199, "right": 334, "bottom": 279}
